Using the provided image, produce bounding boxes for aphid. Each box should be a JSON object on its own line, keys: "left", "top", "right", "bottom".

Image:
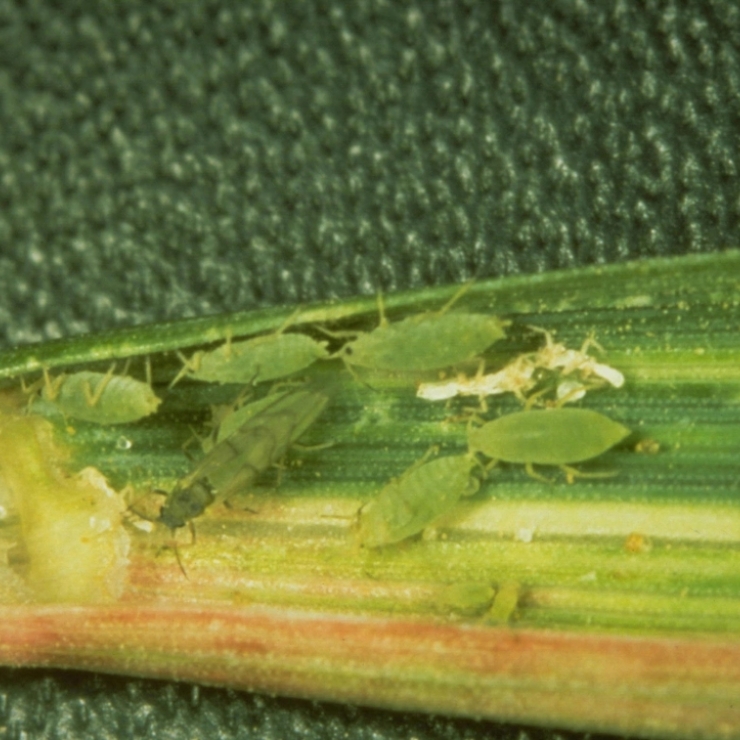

{"left": 467, "top": 408, "right": 630, "bottom": 482}
{"left": 158, "top": 387, "right": 329, "bottom": 532}
{"left": 170, "top": 311, "right": 329, "bottom": 387}
{"left": 437, "top": 582, "right": 496, "bottom": 616}
{"left": 330, "top": 284, "right": 507, "bottom": 377}
{"left": 31, "top": 365, "right": 161, "bottom": 424}
{"left": 358, "top": 451, "right": 480, "bottom": 548}
{"left": 485, "top": 581, "right": 522, "bottom": 624}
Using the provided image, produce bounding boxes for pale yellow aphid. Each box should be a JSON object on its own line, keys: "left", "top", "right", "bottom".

{"left": 485, "top": 581, "right": 522, "bottom": 624}
{"left": 28, "top": 363, "right": 161, "bottom": 425}
{"left": 159, "top": 387, "right": 329, "bottom": 532}
{"left": 416, "top": 329, "right": 624, "bottom": 407}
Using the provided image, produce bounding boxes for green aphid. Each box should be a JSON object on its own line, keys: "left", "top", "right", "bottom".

{"left": 358, "top": 451, "right": 480, "bottom": 548}
{"left": 159, "top": 387, "right": 329, "bottom": 532}
{"left": 437, "top": 582, "right": 496, "bottom": 617}
{"left": 332, "top": 284, "right": 508, "bottom": 376}
{"left": 35, "top": 365, "right": 161, "bottom": 425}
{"left": 467, "top": 407, "right": 631, "bottom": 482}
{"left": 485, "top": 581, "right": 522, "bottom": 625}
{"left": 170, "top": 311, "right": 329, "bottom": 387}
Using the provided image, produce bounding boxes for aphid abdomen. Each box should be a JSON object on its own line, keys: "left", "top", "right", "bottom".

{"left": 468, "top": 408, "right": 630, "bottom": 465}
{"left": 359, "top": 454, "right": 478, "bottom": 547}
{"left": 45, "top": 371, "right": 161, "bottom": 424}
{"left": 191, "top": 334, "right": 328, "bottom": 385}
{"left": 345, "top": 313, "right": 506, "bottom": 373}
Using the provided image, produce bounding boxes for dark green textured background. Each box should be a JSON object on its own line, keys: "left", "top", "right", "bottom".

{"left": 0, "top": 0, "right": 737, "bottom": 738}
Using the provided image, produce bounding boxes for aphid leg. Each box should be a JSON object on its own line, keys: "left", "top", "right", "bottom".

{"left": 168, "top": 350, "right": 204, "bottom": 389}
{"left": 291, "top": 440, "right": 334, "bottom": 452}
{"left": 20, "top": 373, "right": 45, "bottom": 411}
{"left": 468, "top": 359, "right": 491, "bottom": 412}
{"left": 375, "top": 291, "right": 389, "bottom": 328}
{"left": 83, "top": 363, "right": 116, "bottom": 408}
{"left": 477, "top": 455, "right": 498, "bottom": 477}
{"left": 523, "top": 387, "right": 550, "bottom": 411}
{"left": 222, "top": 329, "right": 234, "bottom": 359}
{"left": 145, "top": 356, "right": 153, "bottom": 386}
{"left": 41, "top": 367, "right": 66, "bottom": 402}
{"left": 182, "top": 425, "right": 210, "bottom": 459}
{"left": 524, "top": 462, "right": 553, "bottom": 484}
{"left": 560, "top": 464, "right": 617, "bottom": 484}
{"left": 338, "top": 355, "right": 375, "bottom": 389}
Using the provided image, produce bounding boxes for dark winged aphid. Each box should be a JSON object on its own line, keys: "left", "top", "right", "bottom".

{"left": 159, "top": 387, "right": 329, "bottom": 532}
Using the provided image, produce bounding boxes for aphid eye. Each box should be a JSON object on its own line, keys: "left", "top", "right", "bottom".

{"left": 343, "top": 346, "right": 353, "bottom": 356}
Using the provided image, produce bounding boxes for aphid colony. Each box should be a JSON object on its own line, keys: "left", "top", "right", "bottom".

{"left": 22, "top": 289, "right": 631, "bottom": 553}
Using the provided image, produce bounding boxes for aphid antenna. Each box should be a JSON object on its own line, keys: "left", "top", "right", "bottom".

{"left": 435, "top": 279, "right": 475, "bottom": 316}
{"left": 275, "top": 307, "right": 303, "bottom": 333}
{"left": 384, "top": 445, "right": 441, "bottom": 485}
{"left": 171, "top": 536, "right": 189, "bottom": 579}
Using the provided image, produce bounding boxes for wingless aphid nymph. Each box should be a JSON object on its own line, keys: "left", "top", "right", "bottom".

{"left": 467, "top": 407, "right": 630, "bottom": 482}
